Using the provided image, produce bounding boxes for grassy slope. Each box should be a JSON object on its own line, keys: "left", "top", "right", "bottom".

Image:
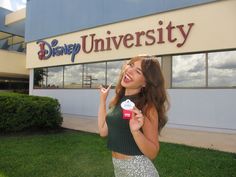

{"left": 0, "top": 130, "right": 235, "bottom": 177}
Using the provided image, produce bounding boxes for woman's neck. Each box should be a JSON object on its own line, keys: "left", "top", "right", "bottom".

{"left": 124, "top": 89, "right": 141, "bottom": 96}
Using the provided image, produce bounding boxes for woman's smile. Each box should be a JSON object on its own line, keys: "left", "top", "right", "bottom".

{"left": 123, "top": 73, "right": 133, "bottom": 83}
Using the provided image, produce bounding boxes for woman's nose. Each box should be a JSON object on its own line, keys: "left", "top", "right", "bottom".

{"left": 126, "top": 67, "right": 134, "bottom": 74}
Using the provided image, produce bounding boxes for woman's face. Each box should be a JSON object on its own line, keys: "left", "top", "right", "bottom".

{"left": 121, "top": 60, "right": 146, "bottom": 92}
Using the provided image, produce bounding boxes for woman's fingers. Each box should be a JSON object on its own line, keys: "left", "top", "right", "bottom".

{"left": 107, "top": 83, "right": 113, "bottom": 90}
{"left": 132, "top": 107, "right": 144, "bottom": 125}
{"left": 99, "top": 83, "right": 113, "bottom": 93}
{"left": 132, "top": 107, "right": 143, "bottom": 117}
{"left": 101, "top": 88, "right": 107, "bottom": 93}
{"left": 129, "top": 107, "right": 145, "bottom": 131}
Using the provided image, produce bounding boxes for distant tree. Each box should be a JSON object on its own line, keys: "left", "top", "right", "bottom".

{"left": 34, "top": 69, "right": 47, "bottom": 87}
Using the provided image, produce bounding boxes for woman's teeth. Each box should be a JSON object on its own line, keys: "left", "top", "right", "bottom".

{"left": 124, "top": 74, "right": 132, "bottom": 82}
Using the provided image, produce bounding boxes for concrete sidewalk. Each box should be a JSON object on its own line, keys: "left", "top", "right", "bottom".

{"left": 62, "top": 114, "right": 236, "bottom": 153}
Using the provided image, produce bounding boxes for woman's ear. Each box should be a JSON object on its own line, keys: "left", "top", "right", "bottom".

{"left": 142, "top": 82, "right": 146, "bottom": 87}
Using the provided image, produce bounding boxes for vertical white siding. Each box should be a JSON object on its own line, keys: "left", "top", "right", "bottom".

{"left": 29, "top": 71, "right": 236, "bottom": 133}
{"left": 168, "top": 89, "right": 236, "bottom": 133}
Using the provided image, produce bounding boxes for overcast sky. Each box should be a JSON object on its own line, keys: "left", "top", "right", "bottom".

{"left": 172, "top": 51, "right": 236, "bottom": 87}
{"left": 0, "top": 0, "right": 26, "bottom": 11}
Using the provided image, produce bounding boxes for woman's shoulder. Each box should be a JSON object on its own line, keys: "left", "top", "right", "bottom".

{"left": 144, "top": 105, "right": 158, "bottom": 122}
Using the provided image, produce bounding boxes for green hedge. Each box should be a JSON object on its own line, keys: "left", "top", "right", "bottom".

{"left": 0, "top": 92, "right": 63, "bottom": 132}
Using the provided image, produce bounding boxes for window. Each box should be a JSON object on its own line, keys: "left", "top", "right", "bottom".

{"left": 34, "top": 68, "right": 47, "bottom": 88}
{"left": 32, "top": 51, "right": 236, "bottom": 89}
{"left": 172, "top": 53, "right": 206, "bottom": 87}
{"left": 83, "top": 63, "right": 106, "bottom": 88}
{"left": 208, "top": 51, "right": 236, "bottom": 87}
{"left": 47, "top": 66, "right": 63, "bottom": 88}
{"left": 64, "top": 65, "right": 83, "bottom": 88}
{"left": 33, "top": 57, "right": 164, "bottom": 89}
{"left": 107, "top": 60, "right": 127, "bottom": 87}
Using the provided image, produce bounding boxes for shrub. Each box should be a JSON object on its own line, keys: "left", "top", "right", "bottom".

{"left": 0, "top": 92, "right": 63, "bottom": 132}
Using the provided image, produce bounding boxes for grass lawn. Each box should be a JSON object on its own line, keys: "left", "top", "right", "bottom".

{"left": 0, "top": 129, "right": 235, "bottom": 177}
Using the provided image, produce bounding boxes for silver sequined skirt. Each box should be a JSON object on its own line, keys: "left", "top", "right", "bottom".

{"left": 112, "top": 155, "right": 159, "bottom": 177}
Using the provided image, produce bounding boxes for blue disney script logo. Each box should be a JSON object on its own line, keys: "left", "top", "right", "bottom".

{"left": 37, "top": 39, "right": 81, "bottom": 62}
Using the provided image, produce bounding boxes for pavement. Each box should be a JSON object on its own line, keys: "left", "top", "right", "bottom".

{"left": 62, "top": 113, "right": 236, "bottom": 154}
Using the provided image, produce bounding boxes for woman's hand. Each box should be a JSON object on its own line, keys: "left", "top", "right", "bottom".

{"left": 129, "top": 107, "right": 145, "bottom": 133}
{"left": 98, "top": 83, "right": 112, "bottom": 137}
{"left": 129, "top": 107, "right": 160, "bottom": 160}
{"left": 99, "top": 83, "right": 112, "bottom": 103}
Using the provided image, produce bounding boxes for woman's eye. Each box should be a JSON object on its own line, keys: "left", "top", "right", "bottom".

{"left": 136, "top": 70, "right": 142, "bottom": 75}
{"left": 129, "top": 63, "right": 134, "bottom": 67}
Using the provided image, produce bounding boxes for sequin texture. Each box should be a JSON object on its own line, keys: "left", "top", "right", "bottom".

{"left": 112, "top": 155, "right": 159, "bottom": 177}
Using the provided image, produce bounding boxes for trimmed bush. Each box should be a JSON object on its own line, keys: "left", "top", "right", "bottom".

{"left": 0, "top": 92, "right": 63, "bottom": 132}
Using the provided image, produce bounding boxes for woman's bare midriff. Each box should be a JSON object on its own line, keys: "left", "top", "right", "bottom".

{"left": 112, "top": 151, "right": 133, "bottom": 160}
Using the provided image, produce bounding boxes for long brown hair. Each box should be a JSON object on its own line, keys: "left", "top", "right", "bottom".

{"left": 109, "top": 55, "right": 169, "bottom": 133}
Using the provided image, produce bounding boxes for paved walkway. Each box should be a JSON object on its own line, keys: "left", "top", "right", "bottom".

{"left": 62, "top": 114, "right": 236, "bottom": 153}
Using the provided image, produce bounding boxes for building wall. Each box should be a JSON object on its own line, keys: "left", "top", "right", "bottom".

{"left": 28, "top": 0, "right": 236, "bottom": 133}
{"left": 26, "top": 0, "right": 236, "bottom": 69}
{"left": 168, "top": 89, "right": 236, "bottom": 133}
{"left": 0, "top": 49, "right": 28, "bottom": 76}
{"left": 30, "top": 68, "right": 236, "bottom": 133}
{"left": 5, "top": 8, "right": 26, "bottom": 26}
{"left": 0, "top": 7, "right": 24, "bottom": 36}
{"left": 25, "top": 0, "right": 216, "bottom": 42}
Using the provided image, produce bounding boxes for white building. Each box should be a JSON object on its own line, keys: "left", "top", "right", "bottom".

{"left": 2, "top": 0, "right": 236, "bottom": 133}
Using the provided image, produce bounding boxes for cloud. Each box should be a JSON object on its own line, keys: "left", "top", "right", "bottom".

{"left": 172, "top": 70, "right": 205, "bottom": 87}
{"left": 213, "top": 62, "right": 236, "bottom": 70}
{"left": 172, "top": 53, "right": 205, "bottom": 86}
{"left": 0, "top": 0, "right": 26, "bottom": 11}
{"left": 64, "top": 65, "right": 83, "bottom": 83}
{"left": 188, "top": 62, "right": 205, "bottom": 72}
{"left": 172, "top": 51, "right": 236, "bottom": 87}
{"left": 209, "top": 59, "right": 236, "bottom": 70}
{"left": 209, "top": 51, "right": 236, "bottom": 70}
{"left": 0, "top": 0, "right": 11, "bottom": 10}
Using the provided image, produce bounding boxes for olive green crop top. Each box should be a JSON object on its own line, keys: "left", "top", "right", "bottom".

{"left": 106, "top": 95, "right": 143, "bottom": 155}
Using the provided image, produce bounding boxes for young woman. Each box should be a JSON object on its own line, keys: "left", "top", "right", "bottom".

{"left": 98, "top": 55, "right": 169, "bottom": 177}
